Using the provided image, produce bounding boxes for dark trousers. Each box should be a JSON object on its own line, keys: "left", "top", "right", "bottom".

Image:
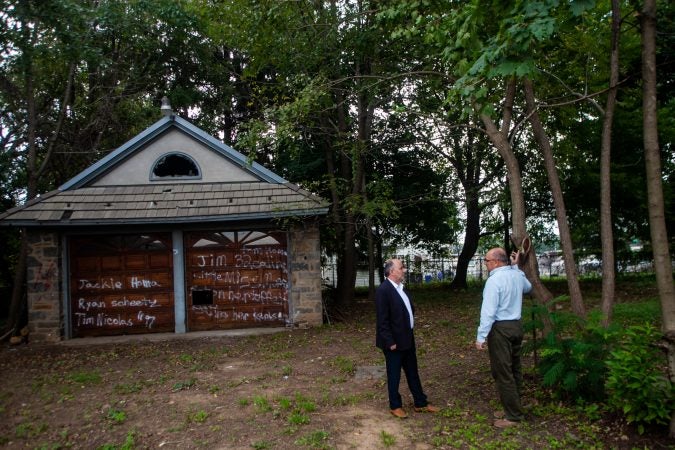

{"left": 382, "top": 338, "right": 428, "bottom": 410}
{"left": 487, "top": 320, "right": 524, "bottom": 421}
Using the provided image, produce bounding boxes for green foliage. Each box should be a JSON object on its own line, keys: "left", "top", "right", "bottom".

{"left": 190, "top": 410, "right": 209, "bottom": 424}
{"left": 287, "top": 411, "right": 310, "bottom": 425}
{"left": 294, "top": 430, "right": 330, "bottom": 448}
{"left": 14, "top": 422, "right": 48, "bottom": 438}
{"left": 251, "top": 441, "right": 273, "bottom": 450}
{"left": 171, "top": 378, "right": 196, "bottom": 392}
{"left": 529, "top": 310, "right": 616, "bottom": 402}
{"left": 106, "top": 408, "right": 127, "bottom": 424}
{"left": 605, "top": 324, "right": 674, "bottom": 434}
{"left": 332, "top": 356, "right": 355, "bottom": 376}
{"left": 380, "top": 430, "right": 396, "bottom": 447}
{"left": 252, "top": 395, "right": 272, "bottom": 412}
{"left": 67, "top": 371, "right": 102, "bottom": 385}
{"left": 97, "top": 430, "right": 135, "bottom": 450}
{"left": 294, "top": 393, "right": 316, "bottom": 413}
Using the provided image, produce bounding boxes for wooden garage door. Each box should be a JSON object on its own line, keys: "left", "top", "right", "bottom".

{"left": 185, "top": 230, "right": 288, "bottom": 331}
{"left": 69, "top": 234, "right": 174, "bottom": 337}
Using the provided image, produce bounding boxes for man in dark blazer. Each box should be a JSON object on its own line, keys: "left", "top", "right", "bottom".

{"left": 376, "top": 258, "right": 440, "bottom": 418}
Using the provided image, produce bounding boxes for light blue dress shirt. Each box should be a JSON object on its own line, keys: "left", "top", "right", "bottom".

{"left": 476, "top": 265, "right": 532, "bottom": 343}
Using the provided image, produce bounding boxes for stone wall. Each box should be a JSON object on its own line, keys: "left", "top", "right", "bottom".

{"left": 288, "top": 222, "right": 323, "bottom": 327}
{"left": 26, "top": 231, "right": 62, "bottom": 342}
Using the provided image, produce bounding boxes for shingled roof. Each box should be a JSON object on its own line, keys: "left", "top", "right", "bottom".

{"left": 0, "top": 182, "right": 327, "bottom": 227}
{"left": 0, "top": 113, "right": 328, "bottom": 228}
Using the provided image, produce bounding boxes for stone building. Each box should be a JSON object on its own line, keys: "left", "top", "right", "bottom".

{"left": 0, "top": 104, "right": 328, "bottom": 342}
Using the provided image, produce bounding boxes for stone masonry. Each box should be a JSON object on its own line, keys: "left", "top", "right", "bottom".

{"left": 25, "top": 231, "right": 62, "bottom": 342}
{"left": 288, "top": 222, "right": 323, "bottom": 327}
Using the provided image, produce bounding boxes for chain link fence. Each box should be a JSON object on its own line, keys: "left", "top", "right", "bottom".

{"left": 321, "top": 250, "right": 659, "bottom": 288}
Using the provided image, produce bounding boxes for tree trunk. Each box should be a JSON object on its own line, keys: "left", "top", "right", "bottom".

{"left": 5, "top": 29, "right": 38, "bottom": 338}
{"left": 335, "top": 213, "right": 358, "bottom": 309}
{"left": 4, "top": 234, "right": 27, "bottom": 337}
{"left": 523, "top": 78, "right": 586, "bottom": 318}
{"left": 640, "top": 0, "right": 675, "bottom": 438}
{"left": 598, "top": 0, "right": 621, "bottom": 327}
{"left": 449, "top": 188, "right": 481, "bottom": 289}
{"left": 480, "top": 79, "right": 555, "bottom": 321}
{"left": 367, "top": 218, "right": 375, "bottom": 302}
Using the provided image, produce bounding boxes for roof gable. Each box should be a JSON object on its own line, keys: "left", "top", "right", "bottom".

{"left": 60, "top": 115, "right": 286, "bottom": 190}
{"left": 0, "top": 114, "right": 328, "bottom": 227}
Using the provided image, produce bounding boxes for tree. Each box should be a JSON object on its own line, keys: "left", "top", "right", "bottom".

{"left": 380, "top": 1, "right": 607, "bottom": 313}
{"left": 218, "top": 0, "right": 457, "bottom": 310}
{"left": 639, "top": 0, "right": 675, "bottom": 437}
{"left": 523, "top": 78, "right": 585, "bottom": 317}
{"left": 0, "top": 0, "right": 228, "bottom": 336}
{"left": 598, "top": 0, "right": 621, "bottom": 326}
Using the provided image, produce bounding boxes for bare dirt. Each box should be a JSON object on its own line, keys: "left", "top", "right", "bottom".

{"left": 1, "top": 287, "right": 673, "bottom": 449}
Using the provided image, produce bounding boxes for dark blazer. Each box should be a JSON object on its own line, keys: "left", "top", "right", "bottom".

{"left": 375, "top": 279, "right": 415, "bottom": 351}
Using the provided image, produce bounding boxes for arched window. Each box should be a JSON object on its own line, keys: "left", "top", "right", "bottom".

{"left": 150, "top": 152, "right": 201, "bottom": 180}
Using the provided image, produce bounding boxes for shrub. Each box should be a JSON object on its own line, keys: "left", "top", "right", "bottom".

{"left": 530, "top": 310, "right": 617, "bottom": 402}
{"left": 605, "top": 323, "right": 674, "bottom": 434}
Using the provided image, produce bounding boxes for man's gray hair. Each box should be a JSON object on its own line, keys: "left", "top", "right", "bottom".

{"left": 493, "top": 248, "right": 510, "bottom": 264}
{"left": 383, "top": 259, "right": 395, "bottom": 277}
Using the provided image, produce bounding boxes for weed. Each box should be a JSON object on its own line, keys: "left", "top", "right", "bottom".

{"left": 282, "top": 365, "right": 293, "bottom": 376}
{"left": 332, "top": 356, "right": 355, "bottom": 375}
{"left": 531, "top": 310, "right": 615, "bottom": 402}
{"left": 57, "top": 387, "right": 74, "bottom": 403}
{"left": 278, "top": 397, "right": 292, "bottom": 410}
{"left": 99, "top": 429, "right": 135, "bottom": 450}
{"left": 106, "top": 408, "right": 127, "bottom": 424}
{"left": 114, "top": 382, "right": 144, "bottom": 394}
{"left": 288, "top": 411, "right": 310, "bottom": 425}
{"left": 277, "top": 351, "right": 295, "bottom": 360}
{"left": 172, "top": 378, "right": 196, "bottom": 391}
{"left": 238, "top": 398, "right": 250, "bottom": 407}
{"left": 330, "top": 394, "right": 360, "bottom": 406}
{"left": 15, "top": 422, "right": 48, "bottom": 438}
{"left": 294, "top": 430, "right": 330, "bottom": 448}
{"left": 67, "top": 371, "right": 102, "bottom": 385}
{"left": 251, "top": 440, "right": 273, "bottom": 449}
{"left": 208, "top": 385, "right": 221, "bottom": 394}
{"left": 179, "top": 353, "right": 194, "bottom": 363}
{"left": 605, "top": 323, "right": 674, "bottom": 434}
{"left": 294, "top": 393, "right": 316, "bottom": 412}
{"left": 253, "top": 395, "right": 272, "bottom": 412}
{"left": 380, "top": 430, "right": 396, "bottom": 447}
{"left": 190, "top": 410, "right": 209, "bottom": 423}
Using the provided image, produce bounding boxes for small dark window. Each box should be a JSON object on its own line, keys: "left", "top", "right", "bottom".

{"left": 151, "top": 153, "right": 201, "bottom": 179}
{"left": 192, "top": 289, "right": 214, "bottom": 305}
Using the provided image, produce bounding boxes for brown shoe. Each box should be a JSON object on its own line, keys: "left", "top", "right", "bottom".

{"left": 390, "top": 408, "right": 408, "bottom": 418}
{"left": 493, "top": 418, "right": 519, "bottom": 428}
{"left": 414, "top": 404, "right": 440, "bottom": 413}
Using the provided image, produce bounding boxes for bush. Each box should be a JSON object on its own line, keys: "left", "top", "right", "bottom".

{"left": 605, "top": 323, "right": 674, "bottom": 434}
{"left": 528, "top": 308, "right": 616, "bottom": 403}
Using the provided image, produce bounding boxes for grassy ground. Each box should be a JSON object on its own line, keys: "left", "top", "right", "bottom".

{"left": 0, "top": 274, "right": 672, "bottom": 449}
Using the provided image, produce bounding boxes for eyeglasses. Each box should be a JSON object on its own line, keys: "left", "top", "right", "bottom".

{"left": 483, "top": 258, "right": 494, "bottom": 263}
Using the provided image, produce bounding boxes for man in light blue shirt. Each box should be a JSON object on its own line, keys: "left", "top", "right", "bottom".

{"left": 475, "top": 247, "right": 532, "bottom": 428}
